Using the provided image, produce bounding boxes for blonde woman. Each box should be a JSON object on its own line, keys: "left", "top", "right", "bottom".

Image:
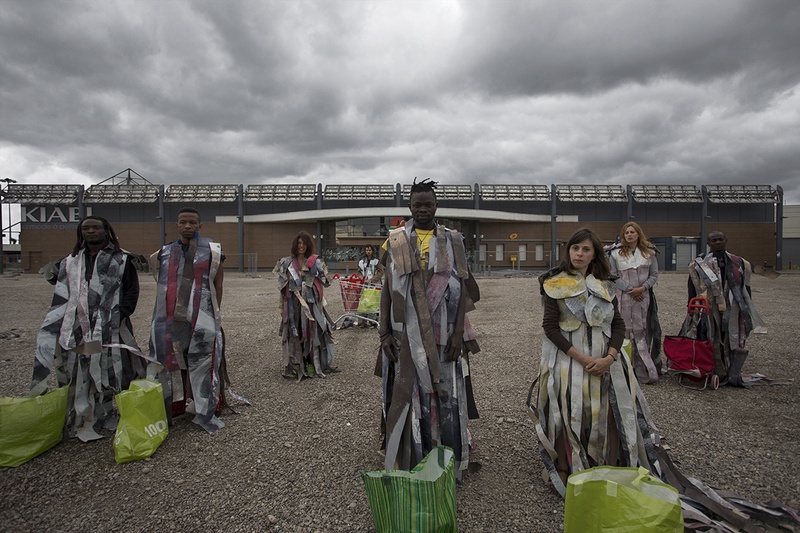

{"left": 607, "top": 222, "right": 663, "bottom": 383}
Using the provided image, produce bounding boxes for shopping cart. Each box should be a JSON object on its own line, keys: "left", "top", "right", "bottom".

{"left": 664, "top": 297, "right": 719, "bottom": 390}
{"left": 333, "top": 273, "right": 381, "bottom": 329}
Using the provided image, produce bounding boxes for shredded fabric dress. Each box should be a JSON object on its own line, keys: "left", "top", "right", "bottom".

{"left": 150, "top": 234, "right": 224, "bottom": 433}
{"left": 688, "top": 251, "right": 766, "bottom": 385}
{"left": 274, "top": 254, "right": 335, "bottom": 379}
{"left": 378, "top": 220, "right": 480, "bottom": 480}
{"left": 31, "top": 243, "right": 143, "bottom": 442}
{"left": 608, "top": 245, "right": 663, "bottom": 383}
{"left": 531, "top": 270, "right": 660, "bottom": 497}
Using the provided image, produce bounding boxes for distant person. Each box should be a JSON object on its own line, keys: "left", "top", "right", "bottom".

{"left": 274, "top": 231, "right": 336, "bottom": 380}
{"left": 688, "top": 230, "right": 765, "bottom": 387}
{"left": 607, "top": 222, "right": 663, "bottom": 383}
{"left": 150, "top": 207, "right": 225, "bottom": 433}
{"left": 532, "top": 228, "right": 658, "bottom": 496}
{"left": 378, "top": 178, "right": 481, "bottom": 481}
{"left": 356, "top": 244, "right": 381, "bottom": 328}
{"left": 31, "top": 216, "right": 143, "bottom": 441}
{"left": 358, "top": 244, "right": 380, "bottom": 283}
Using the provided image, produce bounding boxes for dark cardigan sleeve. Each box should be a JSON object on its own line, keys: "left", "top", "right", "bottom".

{"left": 608, "top": 297, "right": 625, "bottom": 352}
{"left": 542, "top": 293, "right": 626, "bottom": 354}
{"left": 542, "top": 295, "right": 573, "bottom": 354}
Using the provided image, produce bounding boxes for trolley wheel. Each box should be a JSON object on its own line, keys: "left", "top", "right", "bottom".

{"left": 711, "top": 374, "right": 720, "bottom": 390}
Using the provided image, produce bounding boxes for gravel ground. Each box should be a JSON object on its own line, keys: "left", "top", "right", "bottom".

{"left": 1, "top": 269, "right": 798, "bottom": 532}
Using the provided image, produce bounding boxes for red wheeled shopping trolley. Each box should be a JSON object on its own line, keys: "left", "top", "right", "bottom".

{"left": 664, "top": 297, "right": 719, "bottom": 390}
{"left": 333, "top": 273, "right": 381, "bottom": 329}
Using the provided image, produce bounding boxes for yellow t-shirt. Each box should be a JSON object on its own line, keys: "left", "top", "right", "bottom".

{"left": 382, "top": 228, "right": 436, "bottom": 269}
{"left": 416, "top": 228, "right": 435, "bottom": 270}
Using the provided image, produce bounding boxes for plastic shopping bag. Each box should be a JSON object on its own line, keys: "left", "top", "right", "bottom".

{"left": 564, "top": 466, "right": 683, "bottom": 533}
{"left": 114, "top": 379, "right": 168, "bottom": 464}
{"left": 362, "top": 445, "right": 457, "bottom": 533}
{"left": 357, "top": 287, "right": 381, "bottom": 314}
{"left": 0, "top": 386, "right": 68, "bottom": 467}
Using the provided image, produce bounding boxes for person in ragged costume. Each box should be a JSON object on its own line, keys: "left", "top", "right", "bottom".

{"left": 377, "top": 178, "right": 481, "bottom": 481}
{"left": 606, "top": 221, "right": 663, "bottom": 383}
{"left": 274, "top": 230, "right": 336, "bottom": 380}
{"left": 31, "top": 216, "right": 144, "bottom": 441}
{"left": 531, "top": 227, "right": 659, "bottom": 497}
{"left": 688, "top": 230, "right": 765, "bottom": 387}
{"left": 149, "top": 207, "right": 226, "bottom": 433}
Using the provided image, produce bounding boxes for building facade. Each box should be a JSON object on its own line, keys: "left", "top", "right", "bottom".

{"left": 4, "top": 172, "right": 783, "bottom": 274}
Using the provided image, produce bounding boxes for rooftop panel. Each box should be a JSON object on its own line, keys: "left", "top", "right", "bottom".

{"left": 705, "top": 184, "right": 777, "bottom": 203}
{"left": 84, "top": 184, "right": 160, "bottom": 203}
{"left": 630, "top": 184, "right": 702, "bottom": 202}
{"left": 401, "top": 184, "right": 474, "bottom": 200}
{"left": 165, "top": 184, "right": 239, "bottom": 202}
{"left": 480, "top": 184, "right": 550, "bottom": 201}
{"left": 324, "top": 184, "right": 396, "bottom": 200}
{"left": 556, "top": 184, "right": 626, "bottom": 202}
{"left": 2, "top": 184, "right": 82, "bottom": 205}
{"left": 244, "top": 184, "right": 317, "bottom": 201}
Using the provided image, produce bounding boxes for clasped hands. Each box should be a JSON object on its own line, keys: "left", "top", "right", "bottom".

{"left": 627, "top": 286, "right": 646, "bottom": 301}
{"left": 581, "top": 353, "right": 615, "bottom": 376}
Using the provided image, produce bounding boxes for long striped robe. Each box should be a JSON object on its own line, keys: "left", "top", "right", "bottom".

{"left": 31, "top": 244, "right": 141, "bottom": 442}
{"left": 150, "top": 234, "right": 224, "bottom": 433}
{"left": 379, "top": 220, "right": 480, "bottom": 479}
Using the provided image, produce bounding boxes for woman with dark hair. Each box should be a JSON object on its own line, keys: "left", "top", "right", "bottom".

{"left": 358, "top": 244, "right": 380, "bottom": 282}
{"left": 607, "top": 221, "right": 663, "bottom": 383}
{"left": 274, "top": 231, "right": 336, "bottom": 380}
{"left": 530, "top": 228, "right": 658, "bottom": 497}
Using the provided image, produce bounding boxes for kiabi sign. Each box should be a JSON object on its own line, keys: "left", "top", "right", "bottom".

{"left": 22, "top": 206, "right": 93, "bottom": 223}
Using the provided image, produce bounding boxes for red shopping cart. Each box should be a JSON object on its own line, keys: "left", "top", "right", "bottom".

{"left": 664, "top": 297, "right": 719, "bottom": 390}
{"left": 333, "top": 273, "right": 381, "bottom": 329}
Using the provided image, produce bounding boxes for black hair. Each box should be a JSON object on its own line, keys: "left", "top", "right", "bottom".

{"left": 409, "top": 177, "right": 438, "bottom": 199}
{"left": 72, "top": 216, "right": 120, "bottom": 256}
{"left": 178, "top": 207, "right": 201, "bottom": 221}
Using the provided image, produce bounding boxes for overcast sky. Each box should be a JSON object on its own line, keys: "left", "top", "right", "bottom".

{"left": 2, "top": 0, "right": 799, "bottom": 229}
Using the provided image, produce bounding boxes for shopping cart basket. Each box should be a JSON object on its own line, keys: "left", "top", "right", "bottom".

{"left": 333, "top": 273, "right": 381, "bottom": 329}
{"left": 664, "top": 297, "right": 719, "bottom": 390}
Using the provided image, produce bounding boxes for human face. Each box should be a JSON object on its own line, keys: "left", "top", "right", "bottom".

{"left": 569, "top": 238, "right": 596, "bottom": 276}
{"left": 409, "top": 190, "right": 437, "bottom": 229}
{"left": 177, "top": 212, "right": 201, "bottom": 243}
{"left": 707, "top": 232, "right": 727, "bottom": 255}
{"left": 623, "top": 225, "right": 639, "bottom": 246}
{"left": 296, "top": 238, "right": 308, "bottom": 257}
{"left": 365, "top": 246, "right": 373, "bottom": 258}
{"left": 81, "top": 219, "right": 107, "bottom": 246}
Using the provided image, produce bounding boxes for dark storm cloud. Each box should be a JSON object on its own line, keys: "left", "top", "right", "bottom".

{"left": 1, "top": 0, "right": 799, "bottom": 204}
{"left": 452, "top": 1, "right": 800, "bottom": 103}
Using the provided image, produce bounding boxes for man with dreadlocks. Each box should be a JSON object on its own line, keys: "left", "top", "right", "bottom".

{"left": 377, "top": 178, "right": 481, "bottom": 480}
{"left": 31, "top": 216, "right": 143, "bottom": 441}
{"left": 149, "top": 207, "right": 226, "bottom": 433}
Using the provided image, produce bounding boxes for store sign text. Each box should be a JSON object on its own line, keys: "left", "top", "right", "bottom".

{"left": 22, "top": 206, "right": 93, "bottom": 224}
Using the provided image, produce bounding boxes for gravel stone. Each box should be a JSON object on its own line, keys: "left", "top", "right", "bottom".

{"left": 0, "top": 270, "right": 797, "bottom": 532}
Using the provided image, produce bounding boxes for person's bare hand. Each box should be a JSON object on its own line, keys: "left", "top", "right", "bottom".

{"left": 585, "top": 355, "right": 614, "bottom": 376}
{"left": 381, "top": 335, "right": 398, "bottom": 362}
{"left": 444, "top": 336, "right": 463, "bottom": 362}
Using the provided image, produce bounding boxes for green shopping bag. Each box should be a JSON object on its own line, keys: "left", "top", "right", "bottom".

{"left": 357, "top": 287, "right": 381, "bottom": 314}
{"left": 114, "top": 379, "right": 168, "bottom": 464}
{"left": 564, "top": 466, "right": 683, "bottom": 533}
{"left": 361, "top": 445, "right": 457, "bottom": 533}
{"left": 0, "top": 386, "right": 68, "bottom": 467}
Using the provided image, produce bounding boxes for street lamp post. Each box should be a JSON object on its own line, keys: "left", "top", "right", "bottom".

{"left": 0, "top": 178, "right": 19, "bottom": 274}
